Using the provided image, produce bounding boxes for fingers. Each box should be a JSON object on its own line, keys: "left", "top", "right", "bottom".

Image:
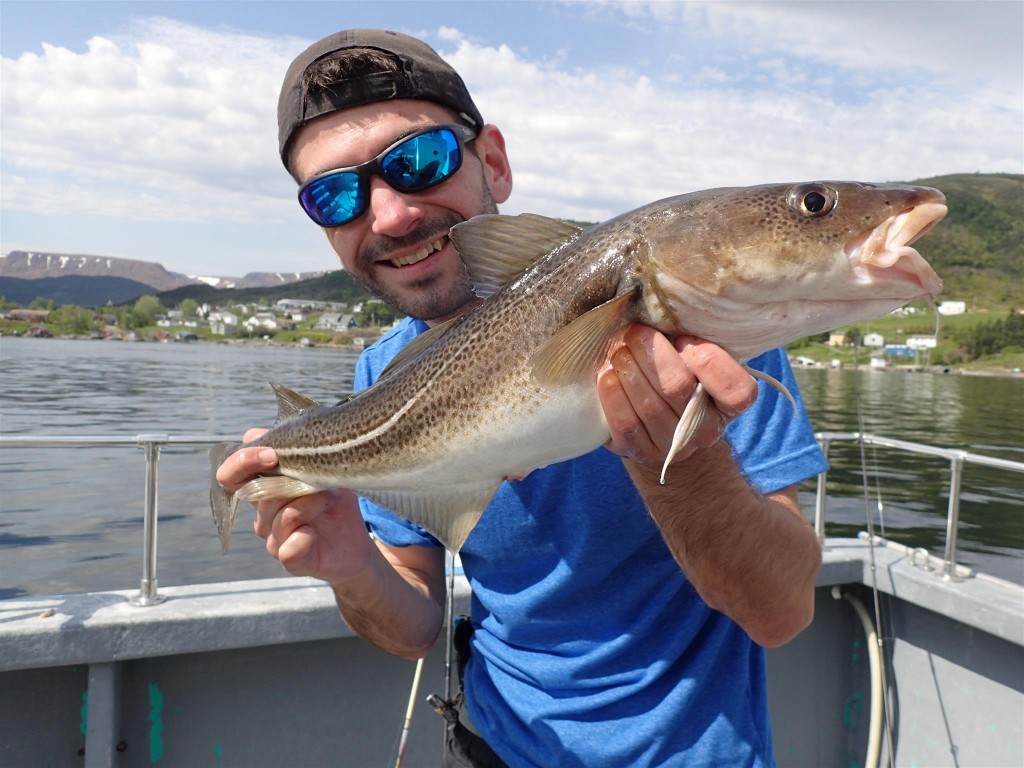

{"left": 599, "top": 326, "right": 758, "bottom": 465}
{"left": 214, "top": 429, "right": 275, "bottom": 491}
{"left": 255, "top": 488, "right": 370, "bottom": 582}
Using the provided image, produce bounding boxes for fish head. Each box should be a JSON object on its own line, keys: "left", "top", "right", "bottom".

{"left": 640, "top": 181, "right": 947, "bottom": 358}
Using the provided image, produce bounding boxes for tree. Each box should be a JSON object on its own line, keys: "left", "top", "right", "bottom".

{"left": 178, "top": 298, "right": 199, "bottom": 322}
{"left": 131, "top": 295, "right": 163, "bottom": 328}
{"left": 52, "top": 305, "right": 95, "bottom": 335}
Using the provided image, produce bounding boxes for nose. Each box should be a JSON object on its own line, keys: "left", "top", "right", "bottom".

{"left": 368, "top": 176, "right": 423, "bottom": 237}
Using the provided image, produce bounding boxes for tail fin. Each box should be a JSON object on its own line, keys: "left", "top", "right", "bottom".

{"left": 209, "top": 442, "right": 242, "bottom": 554}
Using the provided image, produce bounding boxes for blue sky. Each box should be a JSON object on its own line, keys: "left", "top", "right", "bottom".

{"left": 2, "top": 1, "right": 1022, "bottom": 279}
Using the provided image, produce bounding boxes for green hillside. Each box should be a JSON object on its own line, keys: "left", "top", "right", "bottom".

{"left": 909, "top": 173, "right": 1023, "bottom": 308}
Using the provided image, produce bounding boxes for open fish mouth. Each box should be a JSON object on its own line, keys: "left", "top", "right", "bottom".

{"left": 846, "top": 198, "right": 947, "bottom": 297}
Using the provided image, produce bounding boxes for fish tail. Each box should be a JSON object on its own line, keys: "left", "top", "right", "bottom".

{"left": 209, "top": 442, "right": 242, "bottom": 554}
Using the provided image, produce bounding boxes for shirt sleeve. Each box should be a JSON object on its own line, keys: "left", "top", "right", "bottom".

{"left": 725, "top": 348, "right": 829, "bottom": 494}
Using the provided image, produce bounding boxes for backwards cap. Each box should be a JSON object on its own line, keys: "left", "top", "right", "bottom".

{"left": 277, "top": 29, "right": 484, "bottom": 170}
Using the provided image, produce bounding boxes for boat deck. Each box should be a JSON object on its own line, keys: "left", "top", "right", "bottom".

{"left": 2, "top": 537, "right": 1021, "bottom": 767}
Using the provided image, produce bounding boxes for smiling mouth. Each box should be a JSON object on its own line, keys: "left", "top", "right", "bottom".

{"left": 390, "top": 237, "right": 447, "bottom": 268}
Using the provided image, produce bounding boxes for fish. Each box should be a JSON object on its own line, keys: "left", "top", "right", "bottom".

{"left": 210, "top": 181, "right": 946, "bottom": 554}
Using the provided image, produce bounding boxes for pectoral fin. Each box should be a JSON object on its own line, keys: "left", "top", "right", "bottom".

{"left": 530, "top": 288, "right": 639, "bottom": 387}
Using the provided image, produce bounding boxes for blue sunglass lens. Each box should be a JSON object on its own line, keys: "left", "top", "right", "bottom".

{"left": 300, "top": 172, "right": 365, "bottom": 227}
{"left": 298, "top": 127, "right": 467, "bottom": 227}
{"left": 382, "top": 129, "right": 462, "bottom": 191}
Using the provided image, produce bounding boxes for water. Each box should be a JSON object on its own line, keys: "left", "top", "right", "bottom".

{"left": 1, "top": 337, "right": 1021, "bottom": 597}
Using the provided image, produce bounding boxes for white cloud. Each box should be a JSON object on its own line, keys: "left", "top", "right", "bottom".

{"left": 1, "top": 18, "right": 304, "bottom": 225}
{"left": 1, "top": 4, "right": 1020, "bottom": 274}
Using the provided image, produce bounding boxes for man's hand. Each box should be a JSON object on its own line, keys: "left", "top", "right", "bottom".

{"left": 214, "top": 429, "right": 375, "bottom": 585}
{"left": 597, "top": 326, "right": 758, "bottom": 466}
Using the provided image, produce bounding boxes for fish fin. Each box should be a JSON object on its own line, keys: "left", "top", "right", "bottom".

{"left": 269, "top": 382, "right": 323, "bottom": 426}
{"left": 657, "top": 367, "right": 799, "bottom": 484}
{"left": 235, "top": 475, "right": 322, "bottom": 503}
{"left": 209, "top": 441, "right": 243, "bottom": 554}
{"left": 360, "top": 482, "right": 502, "bottom": 554}
{"left": 660, "top": 384, "right": 710, "bottom": 484}
{"left": 530, "top": 288, "right": 638, "bottom": 387}
{"left": 451, "top": 213, "right": 583, "bottom": 298}
{"left": 377, "top": 316, "right": 463, "bottom": 381}
{"left": 742, "top": 364, "right": 797, "bottom": 414}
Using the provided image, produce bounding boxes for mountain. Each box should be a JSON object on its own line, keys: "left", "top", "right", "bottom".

{"left": 0, "top": 275, "right": 159, "bottom": 307}
{"left": 3, "top": 174, "right": 1020, "bottom": 310}
{"left": 0, "top": 250, "right": 325, "bottom": 306}
{"left": 908, "top": 173, "right": 1023, "bottom": 307}
{"left": 0, "top": 251, "right": 193, "bottom": 292}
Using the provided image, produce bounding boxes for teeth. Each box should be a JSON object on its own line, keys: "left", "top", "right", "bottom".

{"left": 391, "top": 238, "right": 445, "bottom": 268}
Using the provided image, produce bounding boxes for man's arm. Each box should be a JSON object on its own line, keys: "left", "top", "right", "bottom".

{"left": 598, "top": 327, "right": 822, "bottom": 648}
{"left": 216, "top": 436, "right": 445, "bottom": 660}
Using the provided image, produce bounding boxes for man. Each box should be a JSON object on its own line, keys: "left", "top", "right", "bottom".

{"left": 217, "top": 29, "right": 826, "bottom": 767}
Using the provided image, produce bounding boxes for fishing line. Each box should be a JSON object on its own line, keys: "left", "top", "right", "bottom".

{"left": 851, "top": 339, "right": 897, "bottom": 767}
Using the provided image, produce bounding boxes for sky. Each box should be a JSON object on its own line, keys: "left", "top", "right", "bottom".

{"left": 2, "top": 1, "right": 1022, "bottom": 279}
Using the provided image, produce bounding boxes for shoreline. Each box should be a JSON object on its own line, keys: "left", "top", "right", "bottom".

{"left": 4, "top": 331, "right": 1022, "bottom": 378}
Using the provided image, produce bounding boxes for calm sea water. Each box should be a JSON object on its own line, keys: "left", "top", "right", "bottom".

{"left": 1, "top": 337, "right": 1022, "bottom": 597}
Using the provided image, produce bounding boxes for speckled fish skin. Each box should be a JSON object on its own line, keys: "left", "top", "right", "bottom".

{"left": 210, "top": 181, "right": 946, "bottom": 554}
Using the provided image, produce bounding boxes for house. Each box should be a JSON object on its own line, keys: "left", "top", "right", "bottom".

{"left": 9, "top": 309, "right": 50, "bottom": 323}
{"left": 209, "top": 311, "right": 239, "bottom": 336}
{"left": 863, "top": 333, "right": 884, "bottom": 348}
{"left": 244, "top": 313, "right": 279, "bottom": 334}
{"left": 938, "top": 301, "right": 966, "bottom": 316}
{"left": 318, "top": 313, "right": 357, "bottom": 330}
{"left": 827, "top": 332, "right": 847, "bottom": 347}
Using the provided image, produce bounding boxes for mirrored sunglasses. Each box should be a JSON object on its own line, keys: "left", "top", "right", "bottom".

{"left": 297, "top": 124, "right": 478, "bottom": 227}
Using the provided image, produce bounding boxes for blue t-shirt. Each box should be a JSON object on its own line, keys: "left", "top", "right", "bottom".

{"left": 356, "top": 317, "right": 827, "bottom": 767}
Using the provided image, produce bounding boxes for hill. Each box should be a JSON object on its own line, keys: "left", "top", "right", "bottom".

{"left": 0, "top": 275, "right": 159, "bottom": 307}
{"left": 2, "top": 173, "right": 1020, "bottom": 311}
{"left": 909, "top": 173, "right": 1023, "bottom": 307}
{"left": 0, "top": 250, "right": 326, "bottom": 306}
{"left": 153, "top": 269, "right": 371, "bottom": 307}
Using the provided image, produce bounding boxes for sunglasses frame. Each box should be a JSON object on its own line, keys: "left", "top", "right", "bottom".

{"left": 297, "top": 123, "right": 478, "bottom": 228}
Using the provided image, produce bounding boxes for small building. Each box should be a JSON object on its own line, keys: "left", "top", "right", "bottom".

{"left": 9, "top": 309, "right": 50, "bottom": 323}
{"left": 209, "top": 311, "right": 239, "bottom": 336}
{"left": 827, "top": 332, "right": 846, "bottom": 347}
{"left": 318, "top": 313, "right": 357, "bottom": 330}
{"left": 863, "top": 333, "right": 884, "bottom": 348}
{"left": 938, "top": 301, "right": 966, "bottom": 316}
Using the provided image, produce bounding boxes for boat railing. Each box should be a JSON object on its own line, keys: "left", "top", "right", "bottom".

{"left": 813, "top": 431, "right": 1024, "bottom": 582}
{"left": 1, "top": 432, "right": 1022, "bottom": 604}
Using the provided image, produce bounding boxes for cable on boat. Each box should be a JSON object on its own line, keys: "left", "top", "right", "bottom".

{"left": 832, "top": 587, "right": 883, "bottom": 768}
{"left": 394, "top": 657, "right": 425, "bottom": 768}
{"left": 852, "top": 342, "right": 897, "bottom": 767}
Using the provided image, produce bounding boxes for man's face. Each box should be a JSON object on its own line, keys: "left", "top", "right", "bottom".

{"left": 289, "top": 100, "right": 513, "bottom": 323}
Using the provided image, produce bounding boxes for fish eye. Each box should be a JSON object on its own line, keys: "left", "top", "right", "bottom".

{"left": 788, "top": 184, "right": 837, "bottom": 218}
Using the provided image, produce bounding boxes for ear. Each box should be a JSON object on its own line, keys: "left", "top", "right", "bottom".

{"left": 474, "top": 124, "right": 513, "bottom": 205}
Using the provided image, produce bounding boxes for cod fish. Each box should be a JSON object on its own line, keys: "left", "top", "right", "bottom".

{"left": 210, "top": 181, "right": 945, "bottom": 554}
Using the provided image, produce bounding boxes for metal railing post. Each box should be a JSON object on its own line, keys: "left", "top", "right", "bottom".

{"left": 130, "top": 435, "right": 168, "bottom": 606}
{"left": 942, "top": 454, "right": 966, "bottom": 582}
{"left": 814, "top": 438, "right": 832, "bottom": 542}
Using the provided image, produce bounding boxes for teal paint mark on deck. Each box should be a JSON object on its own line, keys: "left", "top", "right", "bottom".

{"left": 148, "top": 682, "right": 165, "bottom": 763}
{"left": 213, "top": 743, "right": 223, "bottom": 766}
{"left": 80, "top": 691, "right": 88, "bottom": 736}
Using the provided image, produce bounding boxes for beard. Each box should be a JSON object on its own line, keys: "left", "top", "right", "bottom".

{"left": 350, "top": 179, "right": 499, "bottom": 322}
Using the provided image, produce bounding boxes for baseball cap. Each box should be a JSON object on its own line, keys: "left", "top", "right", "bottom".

{"left": 277, "top": 29, "right": 484, "bottom": 171}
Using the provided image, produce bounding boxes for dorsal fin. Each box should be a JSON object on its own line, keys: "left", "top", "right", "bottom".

{"left": 269, "top": 382, "right": 322, "bottom": 427}
{"left": 378, "top": 316, "right": 462, "bottom": 381}
{"left": 450, "top": 213, "right": 583, "bottom": 298}
{"left": 530, "top": 287, "right": 639, "bottom": 388}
